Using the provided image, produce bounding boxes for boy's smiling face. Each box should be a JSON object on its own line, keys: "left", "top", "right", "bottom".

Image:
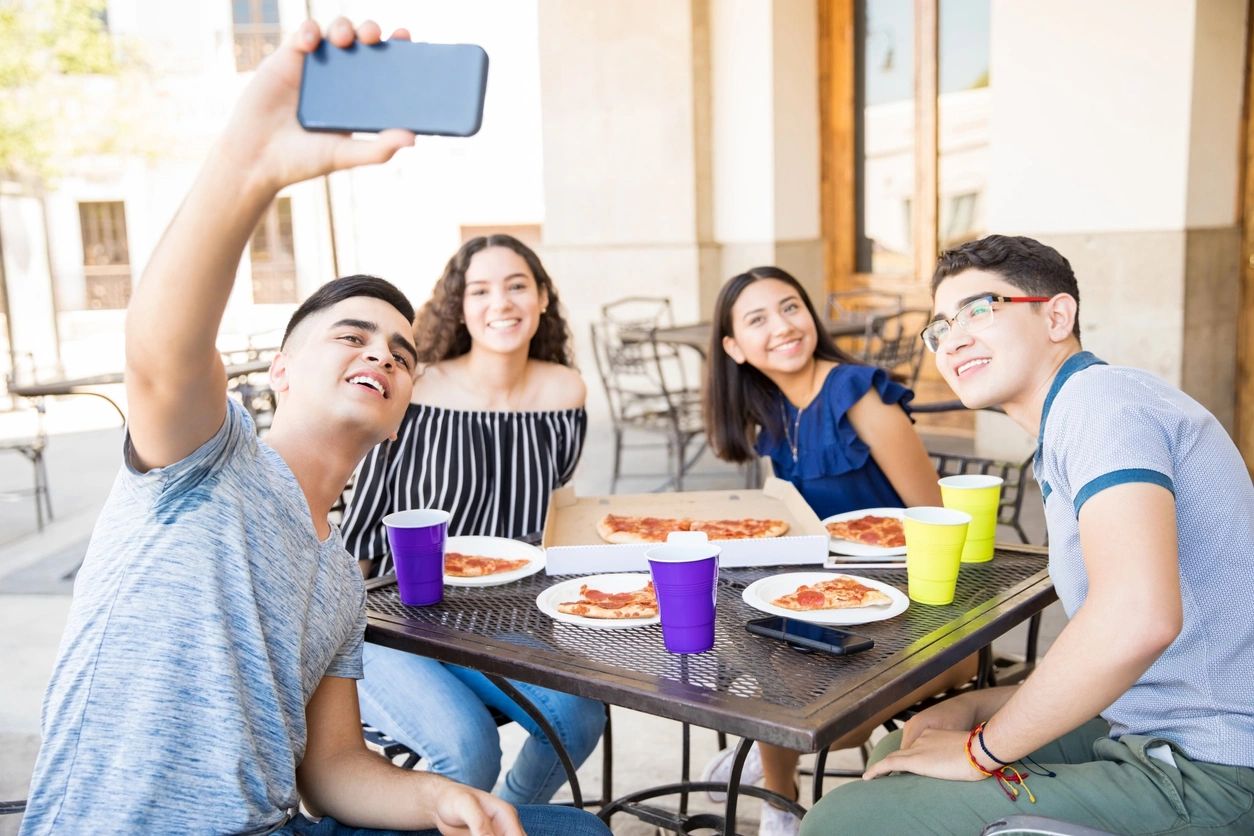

{"left": 931, "top": 269, "right": 1057, "bottom": 412}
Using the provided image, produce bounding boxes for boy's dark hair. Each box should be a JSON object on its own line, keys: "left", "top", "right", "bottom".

{"left": 703, "top": 266, "right": 862, "bottom": 464}
{"left": 414, "top": 234, "right": 575, "bottom": 366}
{"left": 931, "top": 235, "right": 1081, "bottom": 340}
{"left": 281, "top": 274, "right": 415, "bottom": 348}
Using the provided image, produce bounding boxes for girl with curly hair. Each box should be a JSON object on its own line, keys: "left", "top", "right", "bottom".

{"left": 342, "top": 234, "right": 603, "bottom": 804}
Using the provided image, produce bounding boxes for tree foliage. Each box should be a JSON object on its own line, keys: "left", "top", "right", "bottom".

{"left": 0, "top": 0, "right": 116, "bottom": 181}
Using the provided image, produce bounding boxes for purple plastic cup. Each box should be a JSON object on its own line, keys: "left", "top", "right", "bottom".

{"left": 646, "top": 537, "right": 722, "bottom": 654}
{"left": 382, "top": 509, "right": 451, "bottom": 606}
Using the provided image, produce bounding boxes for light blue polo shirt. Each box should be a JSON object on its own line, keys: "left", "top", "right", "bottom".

{"left": 21, "top": 400, "right": 367, "bottom": 835}
{"left": 1033, "top": 351, "right": 1254, "bottom": 768}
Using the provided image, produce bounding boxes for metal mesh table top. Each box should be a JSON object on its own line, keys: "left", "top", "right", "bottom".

{"left": 366, "top": 547, "right": 1052, "bottom": 750}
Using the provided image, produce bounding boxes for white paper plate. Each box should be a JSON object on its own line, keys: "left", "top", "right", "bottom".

{"left": 741, "top": 571, "right": 908, "bottom": 625}
{"left": 443, "top": 536, "right": 545, "bottom": 587}
{"left": 536, "top": 573, "right": 660, "bottom": 629}
{"left": 821, "top": 507, "right": 907, "bottom": 557}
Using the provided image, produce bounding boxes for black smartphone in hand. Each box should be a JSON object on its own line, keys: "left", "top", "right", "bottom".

{"left": 298, "top": 39, "right": 489, "bottom": 136}
{"left": 745, "top": 616, "right": 874, "bottom": 656}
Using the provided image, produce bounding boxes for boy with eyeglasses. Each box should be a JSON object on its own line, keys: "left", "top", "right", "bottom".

{"left": 800, "top": 235, "right": 1254, "bottom": 835}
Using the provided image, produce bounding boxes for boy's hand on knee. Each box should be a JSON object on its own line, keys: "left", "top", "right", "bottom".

{"left": 863, "top": 728, "right": 985, "bottom": 782}
{"left": 219, "top": 17, "right": 416, "bottom": 195}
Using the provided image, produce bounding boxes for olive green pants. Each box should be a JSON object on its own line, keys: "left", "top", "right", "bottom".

{"left": 800, "top": 719, "right": 1254, "bottom": 835}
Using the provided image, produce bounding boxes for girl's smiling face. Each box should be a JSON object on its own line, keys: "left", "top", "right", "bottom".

{"left": 722, "top": 278, "right": 819, "bottom": 376}
{"left": 461, "top": 246, "right": 547, "bottom": 354}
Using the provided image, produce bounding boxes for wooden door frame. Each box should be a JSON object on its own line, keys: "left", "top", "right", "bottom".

{"left": 1238, "top": 0, "right": 1254, "bottom": 471}
{"left": 819, "top": 0, "right": 939, "bottom": 300}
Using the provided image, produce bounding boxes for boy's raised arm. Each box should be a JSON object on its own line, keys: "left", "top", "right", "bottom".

{"left": 124, "top": 18, "right": 415, "bottom": 471}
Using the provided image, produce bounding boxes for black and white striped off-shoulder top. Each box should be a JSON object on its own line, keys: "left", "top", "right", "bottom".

{"left": 342, "top": 403, "right": 587, "bottom": 578}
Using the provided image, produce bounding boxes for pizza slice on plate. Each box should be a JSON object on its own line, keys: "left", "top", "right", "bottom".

{"left": 444, "top": 552, "right": 533, "bottom": 578}
{"left": 825, "top": 515, "right": 905, "bottom": 548}
{"left": 771, "top": 576, "right": 892, "bottom": 611}
{"left": 688, "top": 518, "right": 790, "bottom": 540}
{"left": 557, "top": 581, "right": 659, "bottom": 619}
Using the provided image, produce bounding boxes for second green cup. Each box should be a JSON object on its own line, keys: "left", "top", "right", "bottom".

{"left": 938, "top": 474, "right": 1004, "bottom": 564}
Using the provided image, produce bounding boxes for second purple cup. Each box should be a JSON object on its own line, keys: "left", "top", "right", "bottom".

{"left": 646, "top": 535, "right": 722, "bottom": 654}
{"left": 382, "top": 509, "right": 451, "bottom": 607}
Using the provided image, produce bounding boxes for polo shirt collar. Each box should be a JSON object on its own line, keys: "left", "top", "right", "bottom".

{"left": 1037, "top": 350, "right": 1107, "bottom": 454}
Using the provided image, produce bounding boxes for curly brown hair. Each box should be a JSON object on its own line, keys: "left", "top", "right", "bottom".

{"left": 414, "top": 234, "right": 575, "bottom": 366}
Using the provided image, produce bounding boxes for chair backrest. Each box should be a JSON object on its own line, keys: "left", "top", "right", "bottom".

{"left": 600, "top": 296, "right": 675, "bottom": 331}
{"left": 590, "top": 320, "right": 692, "bottom": 432}
{"left": 861, "top": 308, "right": 930, "bottom": 385}
{"left": 0, "top": 395, "right": 48, "bottom": 448}
{"left": 826, "top": 289, "right": 904, "bottom": 320}
{"left": 914, "top": 401, "right": 1039, "bottom": 545}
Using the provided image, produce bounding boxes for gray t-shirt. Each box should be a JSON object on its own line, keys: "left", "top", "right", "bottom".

{"left": 1034, "top": 352, "right": 1254, "bottom": 768}
{"left": 21, "top": 400, "right": 367, "bottom": 835}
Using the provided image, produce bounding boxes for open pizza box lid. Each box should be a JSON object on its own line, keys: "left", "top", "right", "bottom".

{"left": 541, "top": 476, "right": 828, "bottom": 575}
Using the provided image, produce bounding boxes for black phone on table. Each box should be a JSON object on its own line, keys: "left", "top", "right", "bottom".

{"left": 745, "top": 616, "right": 874, "bottom": 656}
{"left": 298, "top": 40, "right": 489, "bottom": 136}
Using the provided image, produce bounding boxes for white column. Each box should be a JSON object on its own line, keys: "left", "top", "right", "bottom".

{"left": 986, "top": 0, "right": 1246, "bottom": 430}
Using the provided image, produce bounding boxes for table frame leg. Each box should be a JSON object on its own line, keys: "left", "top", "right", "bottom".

{"left": 597, "top": 736, "right": 805, "bottom": 836}
{"left": 484, "top": 673, "right": 584, "bottom": 808}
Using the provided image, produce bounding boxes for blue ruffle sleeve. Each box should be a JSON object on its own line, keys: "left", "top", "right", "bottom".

{"left": 758, "top": 364, "right": 914, "bottom": 482}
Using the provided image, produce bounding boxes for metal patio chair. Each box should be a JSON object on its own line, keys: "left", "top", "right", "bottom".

{"left": 590, "top": 319, "right": 705, "bottom": 492}
{"left": 981, "top": 815, "right": 1118, "bottom": 836}
{"left": 0, "top": 391, "right": 53, "bottom": 532}
{"left": 825, "top": 288, "right": 904, "bottom": 321}
{"left": 857, "top": 307, "right": 931, "bottom": 386}
{"left": 600, "top": 296, "right": 677, "bottom": 332}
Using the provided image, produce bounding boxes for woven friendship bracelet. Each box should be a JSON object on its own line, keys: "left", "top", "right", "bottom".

{"left": 966, "top": 723, "right": 1037, "bottom": 804}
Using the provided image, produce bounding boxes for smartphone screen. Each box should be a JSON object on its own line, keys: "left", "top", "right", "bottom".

{"left": 298, "top": 40, "right": 488, "bottom": 136}
{"left": 745, "top": 617, "right": 874, "bottom": 655}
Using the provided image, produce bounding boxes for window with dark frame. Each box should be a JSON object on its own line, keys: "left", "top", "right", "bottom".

{"left": 232, "top": 0, "right": 281, "bottom": 73}
{"left": 79, "top": 201, "right": 132, "bottom": 310}
{"left": 250, "top": 198, "right": 298, "bottom": 304}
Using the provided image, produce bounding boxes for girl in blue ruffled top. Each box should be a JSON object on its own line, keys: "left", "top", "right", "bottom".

{"left": 704, "top": 265, "right": 940, "bottom": 518}
{"left": 701, "top": 266, "right": 971, "bottom": 836}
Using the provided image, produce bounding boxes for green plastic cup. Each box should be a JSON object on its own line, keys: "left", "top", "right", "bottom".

{"left": 903, "top": 506, "right": 971, "bottom": 605}
{"left": 938, "top": 474, "right": 1004, "bottom": 564}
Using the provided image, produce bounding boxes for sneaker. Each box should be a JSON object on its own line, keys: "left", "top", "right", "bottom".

{"left": 701, "top": 742, "right": 764, "bottom": 802}
{"left": 758, "top": 801, "right": 801, "bottom": 836}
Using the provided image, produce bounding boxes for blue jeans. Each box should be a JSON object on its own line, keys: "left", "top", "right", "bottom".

{"left": 285, "top": 805, "right": 610, "bottom": 836}
{"left": 358, "top": 643, "right": 605, "bottom": 804}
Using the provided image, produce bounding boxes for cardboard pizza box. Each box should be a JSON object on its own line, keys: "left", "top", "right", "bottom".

{"left": 541, "top": 477, "right": 827, "bottom": 575}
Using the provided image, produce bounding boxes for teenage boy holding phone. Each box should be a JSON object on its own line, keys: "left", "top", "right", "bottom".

{"left": 801, "top": 235, "right": 1254, "bottom": 835}
{"left": 20, "top": 18, "right": 610, "bottom": 836}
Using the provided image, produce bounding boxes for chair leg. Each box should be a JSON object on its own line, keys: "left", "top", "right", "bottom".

{"left": 610, "top": 429, "right": 623, "bottom": 494}
{"left": 36, "top": 450, "right": 52, "bottom": 527}
{"left": 672, "top": 433, "right": 684, "bottom": 491}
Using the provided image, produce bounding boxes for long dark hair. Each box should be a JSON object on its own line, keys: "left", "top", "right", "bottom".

{"left": 413, "top": 234, "right": 574, "bottom": 366}
{"left": 703, "top": 266, "right": 861, "bottom": 464}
